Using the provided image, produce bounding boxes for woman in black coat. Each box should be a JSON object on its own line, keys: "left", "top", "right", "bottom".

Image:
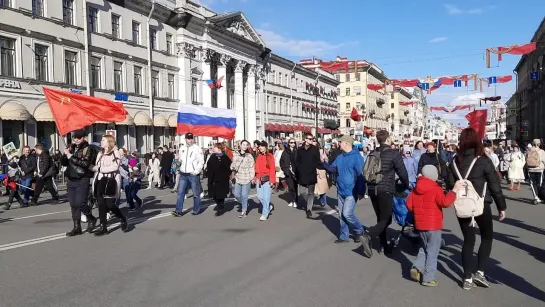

{"left": 446, "top": 128, "right": 506, "bottom": 291}
{"left": 418, "top": 142, "right": 447, "bottom": 180}
{"left": 207, "top": 143, "right": 232, "bottom": 216}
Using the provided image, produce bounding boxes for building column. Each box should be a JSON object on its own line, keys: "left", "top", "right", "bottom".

{"left": 177, "top": 43, "right": 192, "bottom": 105}
{"left": 217, "top": 54, "right": 230, "bottom": 110}
{"left": 247, "top": 65, "right": 257, "bottom": 142}
{"left": 200, "top": 49, "right": 214, "bottom": 148}
{"left": 234, "top": 60, "right": 246, "bottom": 141}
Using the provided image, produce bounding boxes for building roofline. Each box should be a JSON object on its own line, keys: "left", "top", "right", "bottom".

{"left": 271, "top": 54, "right": 339, "bottom": 85}
{"left": 514, "top": 16, "right": 545, "bottom": 72}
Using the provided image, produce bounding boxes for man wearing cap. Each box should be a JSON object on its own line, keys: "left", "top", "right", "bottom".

{"left": 172, "top": 133, "right": 205, "bottom": 216}
{"left": 61, "top": 129, "right": 97, "bottom": 236}
{"left": 322, "top": 135, "right": 366, "bottom": 244}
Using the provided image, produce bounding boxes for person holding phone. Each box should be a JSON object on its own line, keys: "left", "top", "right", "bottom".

{"left": 253, "top": 141, "right": 276, "bottom": 221}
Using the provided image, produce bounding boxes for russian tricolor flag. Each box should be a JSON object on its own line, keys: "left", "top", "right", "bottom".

{"left": 176, "top": 104, "right": 237, "bottom": 140}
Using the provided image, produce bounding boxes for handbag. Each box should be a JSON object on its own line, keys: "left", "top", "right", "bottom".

{"left": 102, "top": 173, "right": 118, "bottom": 197}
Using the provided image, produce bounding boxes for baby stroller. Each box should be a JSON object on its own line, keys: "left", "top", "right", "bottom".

{"left": 391, "top": 183, "right": 420, "bottom": 249}
{"left": 391, "top": 181, "right": 446, "bottom": 249}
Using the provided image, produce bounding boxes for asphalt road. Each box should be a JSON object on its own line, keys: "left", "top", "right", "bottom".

{"left": 0, "top": 182, "right": 544, "bottom": 307}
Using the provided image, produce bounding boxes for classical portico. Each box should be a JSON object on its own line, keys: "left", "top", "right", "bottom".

{"left": 175, "top": 11, "right": 268, "bottom": 146}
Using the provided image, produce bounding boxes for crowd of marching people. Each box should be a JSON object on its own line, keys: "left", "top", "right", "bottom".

{"left": 12, "top": 125, "right": 545, "bottom": 290}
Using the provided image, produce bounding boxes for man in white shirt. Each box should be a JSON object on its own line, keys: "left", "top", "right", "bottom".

{"left": 172, "top": 133, "right": 205, "bottom": 216}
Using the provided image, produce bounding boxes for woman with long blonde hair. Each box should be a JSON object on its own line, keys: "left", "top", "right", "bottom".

{"left": 91, "top": 134, "right": 128, "bottom": 236}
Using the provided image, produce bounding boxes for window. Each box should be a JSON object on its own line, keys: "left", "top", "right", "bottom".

{"left": 168, "top": 74, "right": 174, "bottom": 99}
{"left": 0, "top": 0, "right": 12, "bottom": 7}
{"left": 345, "top": 73, "right": 350, "bottom": 82}
{"left": 278, "top": 72, "right": 282, "bottom": 85}
{"left": 90, "top": 56, "right": 101, "bottom": 88}
{"left": 272, "top": 97, "right": 277, "bottom": 113}
{"left": 335, "top": 74, "right": 340, "bottom": 81}
{"left": 191, "top": 77, "right": 198, "bottom": 103}
{"left": 32, "top": 0, "right": 43, "bottom": 16}
{"left": 132, "top": 21, "right": 140, "bottom": 44}
{"left": 62, "top": 0, "right": 73, "bottom": 24}
{"left": 0, "top": 36, "right": 16, "bottom": 77}
{"left": 151, "top": 70, "right": 159, "bottom": 97}
{"left": 34, "top": 44, "right": 48, "bottom": 81}
{"left": 279, "top": 98, "right": 283, "bottom": 113}
{"left": 133, "top": 66, "right": 142, "bottom": 94}
{"left": 266, "top": 95, "right": 270, "bottom": 112}
{"left": 356, "top": 73, "right": 360, "bottom": 81}
{"left": 271, "top": 70, "right": 275, "bottom": 83}
{"left": 88, "top": 7, "right": 98, "bottom": 33}
{"left": 111, "top": 14, "right": 120, "bottom": 39}
{"left": 345, "top": 118, "right": 351, "bottom": 128}
{"left": 354, "top": 86, "right": 361, "bottom": 95}
{"left": 166, "top": 34, "right": 173, "bottom": 55}
{"left": 345, "top": 102, "right": 350, "bottom": 110}
{"left": 285, "top": 74, "right": 288, "bottom": 87}
{"left": 114, "top": 61, "right": 123, "bottom": 92}
{"left": 390, "top": 103, "right": 394, "bottom": 109}
{"left": 345, "top": 87, "right": 350, "bottom": 96}
{"left": 150, "top": 28, "right": 157, "bottom": 50}
{"left": 64, "top": 51, "right": 77, "bottom": 85}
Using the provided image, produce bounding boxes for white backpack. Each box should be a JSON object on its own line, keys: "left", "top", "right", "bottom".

{"left": 452, "top": 158, "right": 486, "bottom": 227}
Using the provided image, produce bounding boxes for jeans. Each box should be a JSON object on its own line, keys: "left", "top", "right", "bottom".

{"left": 319, "top": 194, "right": 327, "bottom": 206}
{"left": 20, "top": 177, "right": 33, "bottom": 204}
{"left": 299, "top": 184, "right": 315, "bottom": 211}
{"left": 257, "top": 182, "right": 272, "bottom": 217}
{"left": 175, "top": 174, "right": 202, "bottom": 214}
{"left": 127, "top": 181, "right": 142, "bottom": 209}
{"left": 528, "top": 171, "right": 543, "bottom": 200}
{"left": 234, "top": 182, "right": 251, "bottom": 212}
{"left": 116, "top": 178, "right": 131, "bottom": 207}
{"left": 413, "top": 230, "right": 442, "bottom": 283}
{"left": 338, "top": 194, "right": 364, "bottom": 241}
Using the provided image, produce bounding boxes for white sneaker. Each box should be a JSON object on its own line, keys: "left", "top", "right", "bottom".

{"left": 288, "top": 202, "right": 293, "bottom": 207}
{"left": 200, "top": 192, "right": 205, "bottom": 198}
{"left": 107, "top": 212, "right": 113, "bottom": 220}
{"left": 364, "top": 195, "right": 368, "bottom": 199}
{"left": 184, "top": 195, "right": 188, "bottom": 200}
{"left": 81, "top": 214, "right": 87, "bottom": 223}
{"left": 259, "top": 215, "right": 267, "bottom": 221}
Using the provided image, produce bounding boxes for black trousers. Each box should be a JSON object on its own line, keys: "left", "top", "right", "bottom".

{"left": 367, "top": 186, "right": 393, "bottom": 247}
{"left": 215, "top": 198, "right": 225, "bottom": 211}
{"left": 32, "top": 176, "right": 58, "bottom": 202}
{"left": 67, "top": 177, "right": 92, "bottom": 221}
{"left": 8, "top": 187, "right": 24, "bottom": 205}
{"left": 458, "top": 204, "right": 494, "bottom": 279}
{"left": 160, "top": 169, "right": 173, "bottom": 188}
{"left": 286, "top": 176, "right": 298, "bottom": 203}
{"left": 97, "top": 196, "right": 124, "bottom": 226}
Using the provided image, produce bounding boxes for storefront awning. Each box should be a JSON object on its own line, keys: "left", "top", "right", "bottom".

{"left": 116, "top": 114, "right": 134, "bottom": 126}
{"left": 0, "top": 101, "right": 32, "bottom": 121}
{"left": 153, "top": 114, "right": 168, "bottom": 127}
{"left": 168, "top": 115, "right": 177, "bottom": 128}
{"left": 33, "top": 103, "right": 54, "bottom": 121}
{"left": 134, "top": 112, "right": 152, "bottom": 126}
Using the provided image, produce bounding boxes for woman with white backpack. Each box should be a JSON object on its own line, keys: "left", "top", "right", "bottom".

{"left": 446, "top": 128, "right": 506, "bottom": 291}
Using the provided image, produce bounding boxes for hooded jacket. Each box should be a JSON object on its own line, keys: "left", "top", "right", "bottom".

{"left": 406, "top": 176, "right": 456, "bottom": 231}
{"left": 323, "top": 148, "right": 364, "bottom": 198}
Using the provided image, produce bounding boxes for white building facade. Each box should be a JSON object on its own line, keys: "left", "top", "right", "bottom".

{"left": 0, "top": 0, "right": 179, "bottom": 153}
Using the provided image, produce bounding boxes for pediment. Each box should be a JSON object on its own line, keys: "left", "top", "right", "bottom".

{"left": 191, "top": 67, "right": 203, "bottom": 76}
{"left": 209, "top": 12, "right": 265, "bottom": 46}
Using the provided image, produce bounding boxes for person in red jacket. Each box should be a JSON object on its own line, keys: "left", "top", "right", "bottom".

{"left": 406, "top": 165, "right": 460, "bottom": 287}
{"left": 253, "top": 141, "right": 276, "bottom": 221}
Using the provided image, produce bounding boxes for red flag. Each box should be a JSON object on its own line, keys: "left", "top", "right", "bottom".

{"left": 465, "top": 109, "right": 488, "bottom": 140}
{"left": 350, "top": 107, "right": 361, "bottom": 121}
{"left": 42, "top": 87, "right": 128, "bottom": 135}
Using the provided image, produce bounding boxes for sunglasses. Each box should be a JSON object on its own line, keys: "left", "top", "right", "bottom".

{"left": 289, "top": 142, "right": 295, "bottom": 144}
{"left": 306, "top": 138, "right": 313, "bottom": 141}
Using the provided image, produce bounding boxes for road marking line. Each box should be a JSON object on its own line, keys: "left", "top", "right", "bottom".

{"left": 0, "top": 210, "right": 71, "bottom": 223}
{"left": 0, "top": 194, "right": 258, "bottom": 252}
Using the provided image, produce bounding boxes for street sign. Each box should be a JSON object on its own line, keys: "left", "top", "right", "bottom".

{"left": 454, "top": 80, "right": 462, "bottom": 87}
{"left": 530, "top": 71, "right": 539, "bottom": 80}
{"left": 488, "top": 76, "right": 497, "bottom": 84}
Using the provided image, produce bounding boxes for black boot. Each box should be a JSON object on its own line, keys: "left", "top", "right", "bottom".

{"left": 86, "top": 215, "right": 97, "bottom": 233}
{"left": 66, "top": 220, "right": 83, "bottom": 237}
{"left": 120, "top": 216, "right": 129, "bottom": 233}
{"left": 94, "top": 224, "right": 108, "bottom": 236}
{"left": 3, "top": 203, "right": 11, "bottom": 210}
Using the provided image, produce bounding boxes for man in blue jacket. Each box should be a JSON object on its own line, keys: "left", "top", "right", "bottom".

{"left": 322, "top": 135, "right": 366, "bottom": 244}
